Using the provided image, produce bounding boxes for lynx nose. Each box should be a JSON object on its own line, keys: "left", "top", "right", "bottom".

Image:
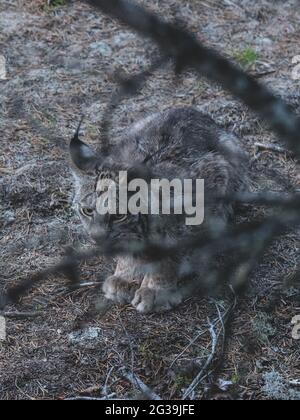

{"left": 90, "top": 225, "right": 107, "bottom": 242}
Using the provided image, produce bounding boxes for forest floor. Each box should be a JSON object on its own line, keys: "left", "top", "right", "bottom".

{"left": 0, "top": 0, "right": 299, "bottom": 400}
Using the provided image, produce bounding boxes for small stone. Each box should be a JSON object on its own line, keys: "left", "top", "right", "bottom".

{"left": 217, "top": 379, "right": 233, "bottom": 391}
{"left": 90, "top": 41, "right": 112, "bottom": 56}
{"left": 68, "top": 327, "right": 102, "bottom": 345}
{"left": 2, "top": 210, "right": 15, "bottom": 226}
{"left": 112, "top": 32, "right": 135, "bottom": 47}
{"left": 256, "top": 37, "right": 273, "bottom": 46}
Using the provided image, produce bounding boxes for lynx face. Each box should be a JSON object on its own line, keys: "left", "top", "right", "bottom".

{"left": 70, "top": 128, "right": 150, "bottom": 243}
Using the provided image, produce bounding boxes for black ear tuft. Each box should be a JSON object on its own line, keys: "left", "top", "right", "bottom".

{"left": 70, "top": 118, "right": 99, "bottom": 173}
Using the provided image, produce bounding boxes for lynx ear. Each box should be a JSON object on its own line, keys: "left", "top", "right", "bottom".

{"left": 70, "top": 118, "right": 99, "bottom": 173}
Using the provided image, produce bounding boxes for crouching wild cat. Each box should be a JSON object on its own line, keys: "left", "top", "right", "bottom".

{"left": 70, "top": 107, "right": 249, "bottom": 313}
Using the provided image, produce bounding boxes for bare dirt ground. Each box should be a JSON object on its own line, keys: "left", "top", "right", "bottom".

{"left": 0, "top": 0, "right": 299, "bottom": 400}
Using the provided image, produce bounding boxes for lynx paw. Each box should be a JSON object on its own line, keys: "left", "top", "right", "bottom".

{"left": 131, "top": 286, "right": 184, "bottom": 314}
{"left": 103, "top": 276, "right": 140, "bottom": 304}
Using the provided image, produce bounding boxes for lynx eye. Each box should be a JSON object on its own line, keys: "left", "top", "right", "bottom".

{"left": 80, "top": 207, "right": 94, "bottom": 218}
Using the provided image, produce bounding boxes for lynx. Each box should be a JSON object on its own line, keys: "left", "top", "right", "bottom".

{"left": 70, "top": 107, "right": 248, "bottom": 313}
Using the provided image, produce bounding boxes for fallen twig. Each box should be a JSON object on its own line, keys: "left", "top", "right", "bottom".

{"left": 289, "top": 380, "right": 300, "bottom": 388}
{"left": 169, "top": 328, "right": 208, "bottom": 370}
{"left": 65, "top": 393, "right": 118, "bottom": 401}
{"left": 122, "top": 369, "right": 162, "bottom": 400}
{"left": 70, "top": 282, "right": 100, "bottom": 289}
{"left": 252, "top": 70, "right": 276, "bottom": 79}
{"left": 3, "top": 311, "right": 41, "bottom": 319}
{"left": 180, "top": 291, "right": 237, "bottom": 399}
{"left": 182, "top": 319, "right": 218, "bottom": 400}
{"left": 255, "top": 142, "right": 293, "bottom": 156}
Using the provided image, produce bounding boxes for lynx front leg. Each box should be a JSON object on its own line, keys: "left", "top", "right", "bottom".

{"left": 103, "top": 257, "right": 143, "bottom": 304}
{"left": 132, "top": 260, "right": 190, "bottom": 313}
